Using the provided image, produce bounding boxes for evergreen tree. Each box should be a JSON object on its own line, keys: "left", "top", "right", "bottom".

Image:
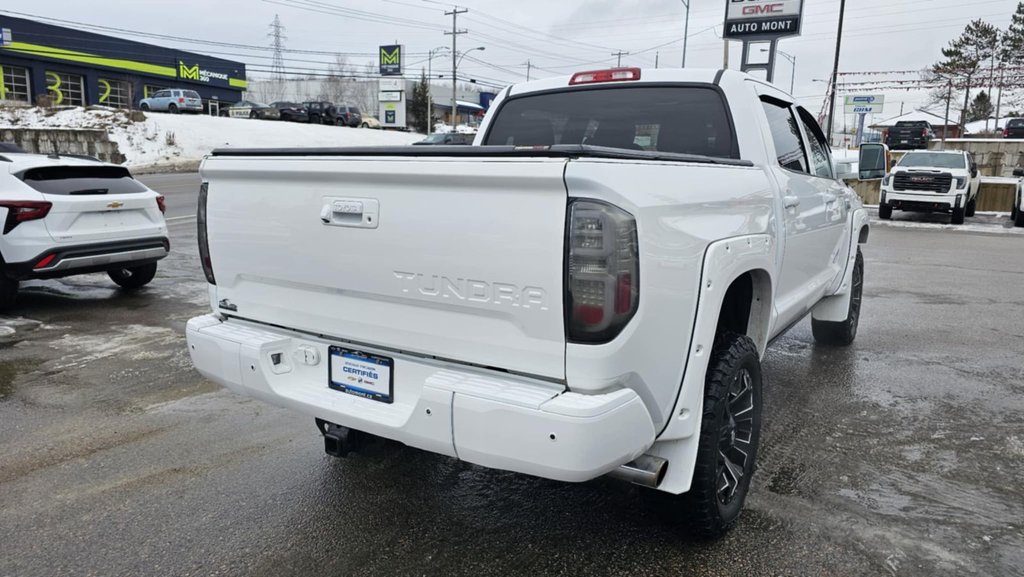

{"left": 967, "top": 91, "right": 994, "bottom": 122}
{"left": 1001, "top": 2, "right": 1024, "bottom": 65}
{"left": 409, "top": 70, "right": 430, "bottom": 134}
{"left": 933, "top": 19, "right": 1000, "bottom": 128}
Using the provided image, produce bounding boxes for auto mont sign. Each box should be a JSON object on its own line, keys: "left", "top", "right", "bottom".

{"left": 724, "top": 0, "right": 804, "bottom": 39}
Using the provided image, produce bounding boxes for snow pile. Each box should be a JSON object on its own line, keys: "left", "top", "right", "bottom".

{"left": 0, "top": 106, "right": 423, "bottom": 171}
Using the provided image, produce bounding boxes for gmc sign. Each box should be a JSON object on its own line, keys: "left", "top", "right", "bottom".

{"left": 725, "top": 0, "right": 804, "bottom": 39}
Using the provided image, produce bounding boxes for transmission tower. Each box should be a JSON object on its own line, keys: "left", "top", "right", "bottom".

{"left": 268, "top": 14, "right": 287, "bottom": 84}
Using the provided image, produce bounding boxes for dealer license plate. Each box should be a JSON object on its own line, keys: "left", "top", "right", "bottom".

{"left": 328, "top": 347, "right": 394, "bottom": 404}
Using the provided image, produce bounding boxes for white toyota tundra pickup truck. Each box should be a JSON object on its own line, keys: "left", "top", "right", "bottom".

{"left": 187, "top": 68, "right": 870, "bottom": 537}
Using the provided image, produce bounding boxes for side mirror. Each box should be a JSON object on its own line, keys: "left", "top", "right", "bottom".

{"left": 1013, "top": 168, "right": 1024, "bottom": 177}
{"left": 971, "top": 167, "right": 978, "bottom": 177}
{"left": 858, "top": 143, "right": 890, "bottom": 180}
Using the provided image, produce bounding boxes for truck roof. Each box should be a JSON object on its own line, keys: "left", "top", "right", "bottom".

{"left": 507, "top": 68, "right": 738, "bottom": 97}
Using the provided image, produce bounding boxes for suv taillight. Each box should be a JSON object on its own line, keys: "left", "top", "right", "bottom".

{"left": 0, "top": 201, "right": 52, "bottom": 234}
{"left": 197, "top": 182, "right": 216, "bottom": 285}
{"left": 1004, "top": 128, "right": 1010, "bottom": 138}
{"left": 566, "top": 200, "right": 638, "bottom": 343}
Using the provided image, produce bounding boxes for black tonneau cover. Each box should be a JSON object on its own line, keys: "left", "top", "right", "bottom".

{"left": 208, "top": 144, "right": 754, "bottom": 167}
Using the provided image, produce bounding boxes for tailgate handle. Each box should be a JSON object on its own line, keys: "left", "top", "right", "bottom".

{"left": 320, "top": 198, "right": 379, "bottom": 229}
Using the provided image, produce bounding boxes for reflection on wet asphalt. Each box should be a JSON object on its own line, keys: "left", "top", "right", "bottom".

{"left": 1, "top": 178, "right": 1022, "bottom": 576}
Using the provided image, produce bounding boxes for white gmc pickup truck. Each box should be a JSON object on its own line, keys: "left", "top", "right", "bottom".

{"left": 187, "top": 68, "right": 870, "bottom": 537}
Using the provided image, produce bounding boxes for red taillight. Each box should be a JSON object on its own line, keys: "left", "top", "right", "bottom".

{"left": 179, "top": 97, "right": 185, "bottom": 103}
{"left": 33, "top": 253, "right": 57, "bottom": 269}
{"left": 1004, "top": 128, "right": 1010, "bottom": 138}
{"left": 0, "top": 201, "right": 52, "bottom": 234}
{"left": 567, "top": 200, "right": 639, "bottom": 343}
{"left": 569, "top": 67, "right": 641, "bottom": 86}
{"left": 197, "top": 183, "right": 216, "bottom": 285}
{"left": 156, "top": 195, "right": 167, "bottom": 214}
{"left": 922, "top": 129, "right": 928, "bottom": 137}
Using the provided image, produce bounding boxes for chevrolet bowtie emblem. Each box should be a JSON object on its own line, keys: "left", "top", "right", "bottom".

{"left": 107, "top": 201, "right": 124, "bottom": 209}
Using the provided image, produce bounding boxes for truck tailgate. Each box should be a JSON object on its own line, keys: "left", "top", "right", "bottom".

{"left": 201, "top": 156, "right": 569, "bottom": 379}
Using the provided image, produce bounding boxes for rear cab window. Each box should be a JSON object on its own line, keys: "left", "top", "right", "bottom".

{"left": 482, "top": 85, "right": 738, "bottom": 159}
{"left": 18, "top": 166, "right": 148, "bottom": 195}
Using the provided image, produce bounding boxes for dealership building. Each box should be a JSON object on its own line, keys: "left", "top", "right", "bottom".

{"left": 0, "top": 15, "right": 246, "bottom": 114}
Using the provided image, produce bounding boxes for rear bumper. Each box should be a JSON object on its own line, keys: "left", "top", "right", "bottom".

{"left": 186, "top": 314, "right": 656, "bottom": 482}
{"left": 3, "top": 237, "right": 169, "bottom": 280}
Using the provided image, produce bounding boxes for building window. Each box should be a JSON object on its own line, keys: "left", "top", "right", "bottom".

{"left": 143, "top": 85, "right": 168, "bottom": 99}
{"left": 45, "top": 71, "right": 85, "bottom": 106}
{"left": 0, "top": 64, "right": 30, "bottom": 104}
{"left": 98, "top": 79, "right": 130, "bottom": 109}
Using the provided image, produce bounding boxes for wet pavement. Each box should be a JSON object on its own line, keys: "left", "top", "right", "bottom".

{"left": 1, "top": 174, "right": 1022, "bottom": 576}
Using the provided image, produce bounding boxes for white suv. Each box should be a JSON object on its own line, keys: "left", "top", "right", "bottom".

{"left": 879, "top": 150, "right": 981, "bottom": 224}
{"left": 0, "top": 150, "right": 169, "bottom": 310}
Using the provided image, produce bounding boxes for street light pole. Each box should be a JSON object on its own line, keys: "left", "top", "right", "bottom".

{"left": 426, "top": 46, "right": 448, "bottom": 134}
{"left": 451, "top": 46, "right": 485, "bottom": 128}
{"left": 680, "top": 0, "right": 690, "bottom": 68}
{"left": 825, "top": 0, "right": 847, "bottom": 146}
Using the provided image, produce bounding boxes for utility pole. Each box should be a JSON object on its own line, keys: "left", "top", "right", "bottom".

{"left": 655, "top": 52, "right": 659, "bottom": 69}
{"left": 612, "top": 50, "right": 629, "bottom": 67}
{"left": 526, "top": 59, "right": 532, "bottom": 81}
{"left": 943, "top": 78, "right": 952, "bottom": 147}
{"left": 680, "top": 0, "right": 690, "bottom": 68}
{"left": 723, "top": 38, "right": 729, "bottom": 69}
{"left": 444, "top": 7, "right": 467, "bottom": 129}
{"left": 825, "top": 0, "right": 847, "bottom": 146}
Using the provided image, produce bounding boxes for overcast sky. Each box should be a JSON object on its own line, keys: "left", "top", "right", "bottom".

{"left": 3, "top": 0, "right": 1021, "bottom": 122}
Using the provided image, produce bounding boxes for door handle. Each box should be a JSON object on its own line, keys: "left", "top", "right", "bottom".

{"left": 821, "top": 192, "right": 838, "bottom": 204}
{"left": 783, "top": 195, "right": 801, "bottom": 209}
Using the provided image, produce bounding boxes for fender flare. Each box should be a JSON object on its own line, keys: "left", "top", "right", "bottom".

{"left": 649, "top": 233, "right": 775, "bottom": 494}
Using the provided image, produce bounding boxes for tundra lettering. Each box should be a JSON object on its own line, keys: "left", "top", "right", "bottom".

{"left": 392, "top": 271, "right": 548, "bottom": 310}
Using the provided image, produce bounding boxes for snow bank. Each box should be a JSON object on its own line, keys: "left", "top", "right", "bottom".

{"left": 0, "top": 106, "right": 422, "bottom": 171}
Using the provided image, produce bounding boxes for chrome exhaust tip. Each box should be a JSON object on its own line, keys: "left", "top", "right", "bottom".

{"left": 607, "top": 455, "right": 668, "bottom": 488}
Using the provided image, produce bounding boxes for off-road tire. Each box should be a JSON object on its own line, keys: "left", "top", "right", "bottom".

{"left": 965, "top": 196, "right": 977, "bottom": 217}
{"left": 951, "top": 205, "right": 966, "bottom": 225}
{"left": 878, "top": 202, "right": 892, "bottom": 220}
{"left": 681, "top": 332, "right": 763, "bottom": 539}
{"left": 812, "top": 248, "right": 864, "bottom": 346}
{"left": 0, "top": 275, "right": 18, "bottom": 312}
{"left": 108, "top": 263, "right": 158, "bottom": 290}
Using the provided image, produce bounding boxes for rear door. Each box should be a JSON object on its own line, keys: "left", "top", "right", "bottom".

{"left": 18, "top": 165, "right": 165, "bottom": 244}
{"left": 758, "top": 96, "right": 845, "bottom": 327}
{"left": 202, "top": 156, "right": 569, "bottom": 379}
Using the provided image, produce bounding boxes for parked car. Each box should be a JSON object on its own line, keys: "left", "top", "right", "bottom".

{"left": 188, "top": 68, "right": 870, "bottom": 538}
{"left": 412, "top": 133, "right": 473, "bottom": 145}
{"left": 1012, "top": 167, "right": 1024, "bottom": 227}
{"left": 270, "top": 102, "right": 309, "bottom": 123}
{"left": 336, "top": 104, "right": 362, "bottom": 127}
{"left": 878, "top": 150, "right": 981, "bottom": 224}
{"left": 360, "top": 115, "right": 382, "bottom": 129}
{"left": 303, "top": 101, "right": 340, "bottom": 125}
{"left": 1003, "top": 118, "right": 1024, "bottom": 139}
{"left": 227, "top": 101, "right": 280, "bottom": 120}
{"left": 0, "top": 152, "right": 169, "bottom": 310}
{"left": 139, "top": 89, "right": 203, "bottom": 114}
{"left": 885, "top": 121, "right": 935, "bottom": 150}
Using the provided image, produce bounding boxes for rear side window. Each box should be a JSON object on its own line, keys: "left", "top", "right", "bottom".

{"left": 761, "top": 98, "right": 807, "bottom": 173}
{"left": 484, "top": 86, "right": 737, "bottom": 159}
{"left": 796, "top": 107, "right": 834, "bottom": 179}
{"left": 1008, "top": 119, "right": 1024, "bottom": 128}
{"left": 19, "top": 166, "right": 148, "bottom": 195}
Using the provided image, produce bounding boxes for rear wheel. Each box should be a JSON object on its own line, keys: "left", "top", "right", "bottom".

{"left": 168, "top": 103, "right": 178, "bottom": 114}
{"left": 360, "top": 122, "right": 369, "bottom": 128}
{"left": 0, "top": 276, "right": 18, "bottom": 311}
{"left": 951, "top": 205, "right": 966, "bottom": 225}
{"left": 965, "top": 196, "right": 977, "bottom": 217}
{"left": 108, "top": 263, "right": 158, "bottom": 290}
{"left": 878, "top": 202, "right": 892, "bottom": 220}
{"left": 681, "top": 332, "right": 762, "bottom": 539}
{"left": 812, "top": 248, "right": 864, "bottom": 346}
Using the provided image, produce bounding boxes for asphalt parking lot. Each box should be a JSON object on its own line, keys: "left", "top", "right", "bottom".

{"left": 1, "top": 173, "right": 1022, "bottom": 577}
